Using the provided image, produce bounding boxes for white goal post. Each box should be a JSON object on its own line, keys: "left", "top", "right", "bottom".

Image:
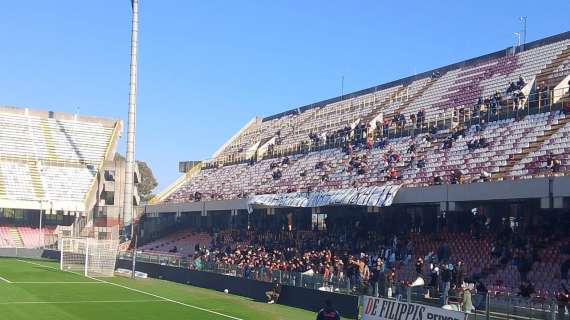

{"left": 60, "top": 237, "right": 119, "bottom": 277}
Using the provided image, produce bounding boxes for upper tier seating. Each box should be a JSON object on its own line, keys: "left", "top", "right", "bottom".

{"left": 0, "top": 109, "right": 117, "bottom": 205}
{"left": 163, "top": 34, "right": 570, "bottom": 204}
{"left": 0, "top": 113, "right": 114, "bottom": 164}
{"left": 213, "top": 37, "right": 570, "bottom": 162}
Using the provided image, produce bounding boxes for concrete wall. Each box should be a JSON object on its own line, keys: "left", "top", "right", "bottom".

{"left": 0, "top": 248, "right": 59, "bottom": 260}
{"left": 116, "top": 259, "right": 359, "bottom": 318}
{"left": 147, "top": 177, "right": 570, "bottom": 214}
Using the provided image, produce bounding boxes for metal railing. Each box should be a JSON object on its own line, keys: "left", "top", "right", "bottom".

{"left": 202, "top": 87, "right": 570, "bottom": 169}
{"left": 120, "top": 251, "right": 569, "bottom": 320}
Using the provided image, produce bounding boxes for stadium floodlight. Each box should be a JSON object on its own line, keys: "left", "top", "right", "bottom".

{"left": 124, "top": 0, "right": 139, "bottom": 278}
{"left": 60, "top": 237, "right": 119, "bottom": 277}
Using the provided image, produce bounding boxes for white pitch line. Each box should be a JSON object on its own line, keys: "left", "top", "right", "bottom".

{"left": 15, "top": 259, "right": 244, "bottom": 320}
{"left": 0, "top": 275, "right": 12, "bottom": 283}
{"left": 0, "top": 299, "right": 165, "bottom": 305}
{"left": 12, "top": 281, "right": 103, "bottom": 284}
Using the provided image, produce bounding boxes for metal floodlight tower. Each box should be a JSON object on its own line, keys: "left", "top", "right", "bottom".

{"left": 125, "top": 0, "right": 139, "bottom": 277}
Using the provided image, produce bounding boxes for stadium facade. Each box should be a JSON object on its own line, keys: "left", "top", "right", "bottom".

{"left": 0, "top": 105, "right": 140, "bottom": 244}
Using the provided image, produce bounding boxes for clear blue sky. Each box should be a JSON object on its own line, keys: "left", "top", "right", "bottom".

{"left": 0, "top": 1, "right": 568, "bottom": 190}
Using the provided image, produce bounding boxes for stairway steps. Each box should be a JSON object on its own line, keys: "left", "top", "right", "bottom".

{"left": 536, "top": 45, "right": 570, "bottom": 85}
{"left": 40, "top": 118, "right": 58, "bottom": 161}
{"left": 28, "top": 161, "right": 45, "bottom": 199}
{"left": 9, "top": 228, "right": 24, "bottom": 247}
{"left": 387, "top": 77, "right": 439, "bottom": 120}
{"left": 493, "top": 115, "right": 570, "bottom": 178}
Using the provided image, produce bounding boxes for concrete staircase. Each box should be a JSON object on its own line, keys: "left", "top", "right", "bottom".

{"left": 536, "top": 45, "right": 570, "bottom": 87}
{"left": 384, "top": 77, "right": 440, "bottom": 121}
{"left": 28, "top": 161, "right": 45, "bottom": 199}
{"left": 493, "top": 115, "right": 570, "bottom": 180}
{"left": 9, "top": 227, "right": 24, "bottom": 248}
{"left": 362, "top": 86, "right": 407, "bottom": 125}
{"left": 40, "top": 118, "right": 58, "bottom": 161}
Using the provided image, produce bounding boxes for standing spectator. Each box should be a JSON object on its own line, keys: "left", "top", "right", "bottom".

{"left": 441, "top": 264, "right": 452, "bottom": 305}
{"left": 429, "top": 262, "right": 440, "bottom": 298}
{"left": 370, "top": 260, "right": 383, "bottom": 297}
{"left": 453, "top": 260, "right": 465, "bottom": 287}
{"left": 474, "top": 279, "right": 488, "bottom": 310}
{"left": 416, "top": 257, "right": 424, "bottom": 276}
{"left": 517, "top": 250, "right": 533, "bottom": 282}
{"left": 462, "top": 287, "right": 474, "bottom": 313}
{"left": 538, "top": 81, "right": 550, "bottom": 108}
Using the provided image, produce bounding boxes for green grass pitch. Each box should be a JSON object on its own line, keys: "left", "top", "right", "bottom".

{"left": 0, "top": 258, "right": 351, "bottom": 320}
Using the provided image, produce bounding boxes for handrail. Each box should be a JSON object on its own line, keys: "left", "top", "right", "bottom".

{"left": 201, "top": 87, "right": 570, "bottom": 169}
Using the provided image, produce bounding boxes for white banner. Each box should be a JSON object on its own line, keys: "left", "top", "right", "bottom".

{"left": 361, "top": 296, "right": 466, "bottom": 320}
{"left": 247, "top": 184, "right": 401, "bottom": 208}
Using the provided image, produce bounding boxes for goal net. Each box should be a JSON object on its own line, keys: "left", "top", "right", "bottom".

{"left": 60, "top": 237, "right": 119, "bottom": 277}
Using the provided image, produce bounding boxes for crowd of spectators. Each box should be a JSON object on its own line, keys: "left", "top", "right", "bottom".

{"left": 182, "top": 209, "right": 570, "bottom": 309}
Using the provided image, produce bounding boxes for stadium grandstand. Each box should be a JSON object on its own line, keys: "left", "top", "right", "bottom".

{"left": 137, "top": 30, "right": 570, "bottom": 310}
{"left": 0, "top": 105, "right": 140, "bottom": 249}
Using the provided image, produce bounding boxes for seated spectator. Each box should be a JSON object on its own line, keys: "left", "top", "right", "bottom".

{"left": 546, "top": 154, "right": 561, "bottom": 173}
{"left": 386, "top": 149, "right": 400, "bottom": 164}
{"left": 519, "top": 280, "right": 535, "bottom": 298}
{"left": 407, "top": 144, "right": 416, "bottom": 154}
{"left": 467, "top": 138, "right": 478, "bottom": 150}
{"left": 357, "top": 164, "right": 367, "bottom": 175}
{"left": 429, "top": 125, "right": 438, "bottom": 135}
{"left": 282, "top": 157, "right": 290, "bottom": 165}
{"left": 451, "top": 170, "right": 464, "bottom": 184}
{"left": 478, "top": 170, "right": 491, "bottom": 182}
{"left": 433, "top": 175, "right": 444, "bottom": 185}
{"left": 507, "top": 81, "right": 517, "bottom": 94}
{"left": 417, "top": 159, "right": 426, "bottom": 169}
{"left": 366, "top": 136, "right": 374, "bottom": 149}
{"left": 417, "top": 109, "right": 426, "bottom": 128}
{"left": 387, "top": 167, "right": 399, "bottom": 180}
{"left": 272, "top": 168, "right": 282, "bottom": 180}
{"left": 443, "top": 138, "right": 453, "bottom": 150}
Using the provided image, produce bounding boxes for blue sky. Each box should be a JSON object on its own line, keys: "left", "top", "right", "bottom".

{"left": 0, "top": 1, "right": 568, "bottom": 190}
